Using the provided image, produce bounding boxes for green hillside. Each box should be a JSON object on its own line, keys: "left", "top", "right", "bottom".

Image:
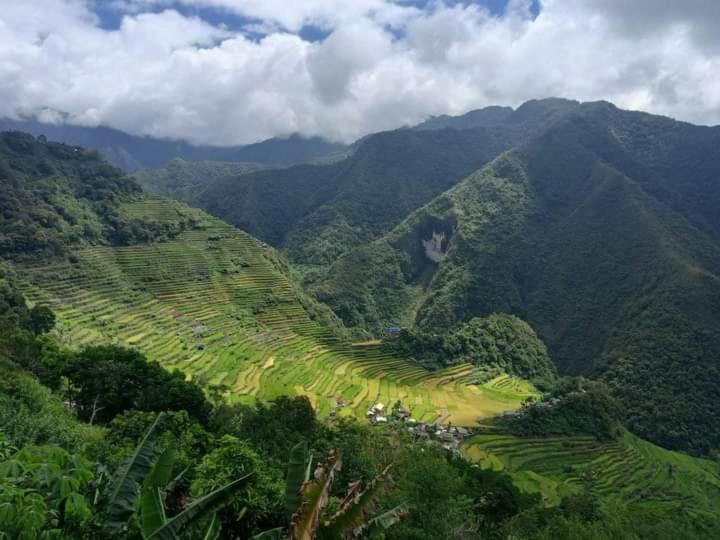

{"left": 133, "top": 158, "right": 265, "bottom": 201}
{"left": 314, "top": 103, "right": 720, "bottom": 454}
{"left": 16, "top": 195, "right": 534, "bottom": 425}
{"left": 190, "top": 99, "right": 580, "bottom": 269}
{"left": 462, "top": 430, "right": 720, "bottom": 520}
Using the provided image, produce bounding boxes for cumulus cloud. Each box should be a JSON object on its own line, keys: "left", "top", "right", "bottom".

{"left": 0, "top": 0, "right": 718, "bottom": 145}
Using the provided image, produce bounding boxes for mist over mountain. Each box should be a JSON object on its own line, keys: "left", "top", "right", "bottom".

{"left": 0, "top": 117, "right": 345, "bottom": 172}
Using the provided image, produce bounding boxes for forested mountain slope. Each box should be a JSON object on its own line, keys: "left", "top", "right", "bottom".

{"left": 314, "top": 102, "right": 720, "bottom": 454}
{"left": 133, "top": 158, "right": 265, "bottom": 201}
{"left": 191, "top": 98, "right": 581, "bottom": 267}
{"left": 0, "top": 131, "right": 145, "bottom": 257}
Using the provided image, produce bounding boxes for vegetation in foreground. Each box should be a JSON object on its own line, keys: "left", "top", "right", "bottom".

{"left": 3, "top": 268, "right": 720, "bottom": 538}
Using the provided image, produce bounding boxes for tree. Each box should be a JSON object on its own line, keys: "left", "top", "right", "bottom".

{"left": 28, "top": 305, "right": 55, "bottom": 336}
{"left": 213, "top": 396, "right": 323, "bottom": 465}
{"left": 191, "top": 435, "right": 285, "bottom": 537}
{"left": 97, "top": 410, "right": 212, "bottom": 481}
{"left": 255, "top": 442, "right": 407, "bottom": 540}
{"left": 103, "top": 413, "right": 253, "bottom": 539}
{"left": 61, "top": 345, "right": 211, "bottom": 424}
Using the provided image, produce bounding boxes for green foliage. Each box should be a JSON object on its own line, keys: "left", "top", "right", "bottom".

{"left": 0, "top": 131, "right": 141, "bottom": 257}
{"left": 0, "top": 445, "right": 95, "bottom": 539}
{"left": 28, "top": 305, "right": 55, "bottom": 336}
{"left": 139, "top": 447, "right": 175, "bottom": 537}
{"left": 130, "top": 433, "right": 254, "bottom": 540}
{"left": 505, "top": 498, "right": 720, "bottom": 540}
{"left": 0, "top": 359, "right": 100, "bottom": 451}
{"left": 147, "top": 474, "right": 252, "bottom": 540}
{"left": 191, "top": 435, "right": 284, "bottom": 536}
{"left": 213, "top": 396, "right": 325, "bottom": 466}
{"left": 389, "top": 314, "right": 556, "bottom": 382}
{"left": 284, "top": 442, "right": 310, "bottom": 520}
{"left": 95, "top": 410, "right": 212, "bottom": 482}
{"left": 503, "top": 379, "right": 625, "bottom": 440}
{"left": 104, "top": 412, "right": 166, "bottom": 533}
{"left": 0, "top": 132, "right": 211, "bottom": 259}
{"left": 59, "top": 345, "right": 211, "bottom": 425}
{"left": 381, "top": 441, "right": 537, "bottom": 539}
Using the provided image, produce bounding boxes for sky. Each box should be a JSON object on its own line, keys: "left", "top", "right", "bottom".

{"left": 0, "top": 0, "right": 719, "bottom": 146}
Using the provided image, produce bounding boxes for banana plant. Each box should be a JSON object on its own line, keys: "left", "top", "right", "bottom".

{"left": 143, "top": 473, "right": 252, "bottom": 540}
{"left": 254, "top": 442, "right": 408, "bottom": 540}
{"left": 104, "top": 412, "right": 167, "bottom": 532}
{"left": 102, "top": 412, "right": 252, "bottom": 539}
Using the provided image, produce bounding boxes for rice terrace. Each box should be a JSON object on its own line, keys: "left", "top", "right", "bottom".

{"left": 19, "top": 196, "right": 533, "bottom": 425}
{"left": 462, "top": 431, "right": 720, "bottom": 519}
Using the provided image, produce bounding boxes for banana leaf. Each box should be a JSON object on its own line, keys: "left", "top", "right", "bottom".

{"left": 105, "top": 412, "right": 166, "bottom": 532}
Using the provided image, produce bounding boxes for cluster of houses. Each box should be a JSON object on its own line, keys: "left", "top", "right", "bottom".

{"left": 365, "top": 401, "right": 473, "bottom": 451}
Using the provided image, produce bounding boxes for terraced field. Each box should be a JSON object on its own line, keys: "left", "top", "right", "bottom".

{"left": 462, "top": 430, "right": 720, "bottom": 515}
{"left": 18, "top": 197, "right": 533, "bottom": 425}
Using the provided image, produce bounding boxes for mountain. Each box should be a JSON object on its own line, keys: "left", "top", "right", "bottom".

{"left": 0, "top": 130, "right": 543, "bottom": 428}
{"left": 414, "top": 105, "right": 514, "bottom": 130}
{"left": 312, "top": 101, "right": 720, "bottom": 454}
{"left": 80, "top": 98, "right": 720, "bottom": 453}
{"left": 191, "top": 98, "right": 580, "bottom": 267}
{"left": 0, "top": 117, "right": 345, "bottom": 171}
{"left": 2, "top": 129, "right": 720, "bottom": 540}
{"left": 133, "top": 158, "right": 265, "bottom": 201}
{"left": 0, "top": 131, "right": 143, "bottom": 257}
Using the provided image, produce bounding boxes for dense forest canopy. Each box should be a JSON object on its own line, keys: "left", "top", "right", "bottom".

{"left": 0, "top": 132, "right": 209, "bottom": 258}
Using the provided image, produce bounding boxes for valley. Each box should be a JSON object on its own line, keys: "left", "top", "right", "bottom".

{"left": 4, "top": 1, "right": 720, "bottom": 536}
{"left": 2, "top": 103, "right": 720, "bottom": 538}
{"left": 18, "top": 196, "right": 533, "bottom": 425}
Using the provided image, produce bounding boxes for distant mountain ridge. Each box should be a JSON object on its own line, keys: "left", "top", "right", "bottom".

{"left": 0, "top": 117, "right": 345, "bottom": 171}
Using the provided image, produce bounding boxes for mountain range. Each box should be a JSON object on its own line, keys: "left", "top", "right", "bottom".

{"left": 144, "top": 98, "right": 720, "bottom": 454}
{"left": 3, "top": 102, "right": 720, "bottom": 538}
{"left": 2, "top": 98, "right": 719, "bottom": 455}
{"left": 0, "top": 117, "right": 345, "bottom": 171}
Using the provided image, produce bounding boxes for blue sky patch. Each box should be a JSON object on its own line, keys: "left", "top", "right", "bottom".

{"left": 93, "top": 1, "right": 541, "bottom": 36}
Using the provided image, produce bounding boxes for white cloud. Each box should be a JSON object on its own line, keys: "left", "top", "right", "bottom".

{"left": 107, "top": 0, "right": 401, "bottom": 32}
{"left": 1, "top": 0, "right": 719, "bottom": 146}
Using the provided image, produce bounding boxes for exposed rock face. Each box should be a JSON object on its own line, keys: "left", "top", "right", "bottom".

{"left": 422, "top": 231, "right": 447, "bottom": 262}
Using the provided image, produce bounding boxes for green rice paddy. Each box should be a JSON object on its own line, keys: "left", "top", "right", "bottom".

{"left": 18, "top": 197, "right": 534, "bottom": 425}
{"left": 462, "top": 430, "right": 720, "bottom": 516}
